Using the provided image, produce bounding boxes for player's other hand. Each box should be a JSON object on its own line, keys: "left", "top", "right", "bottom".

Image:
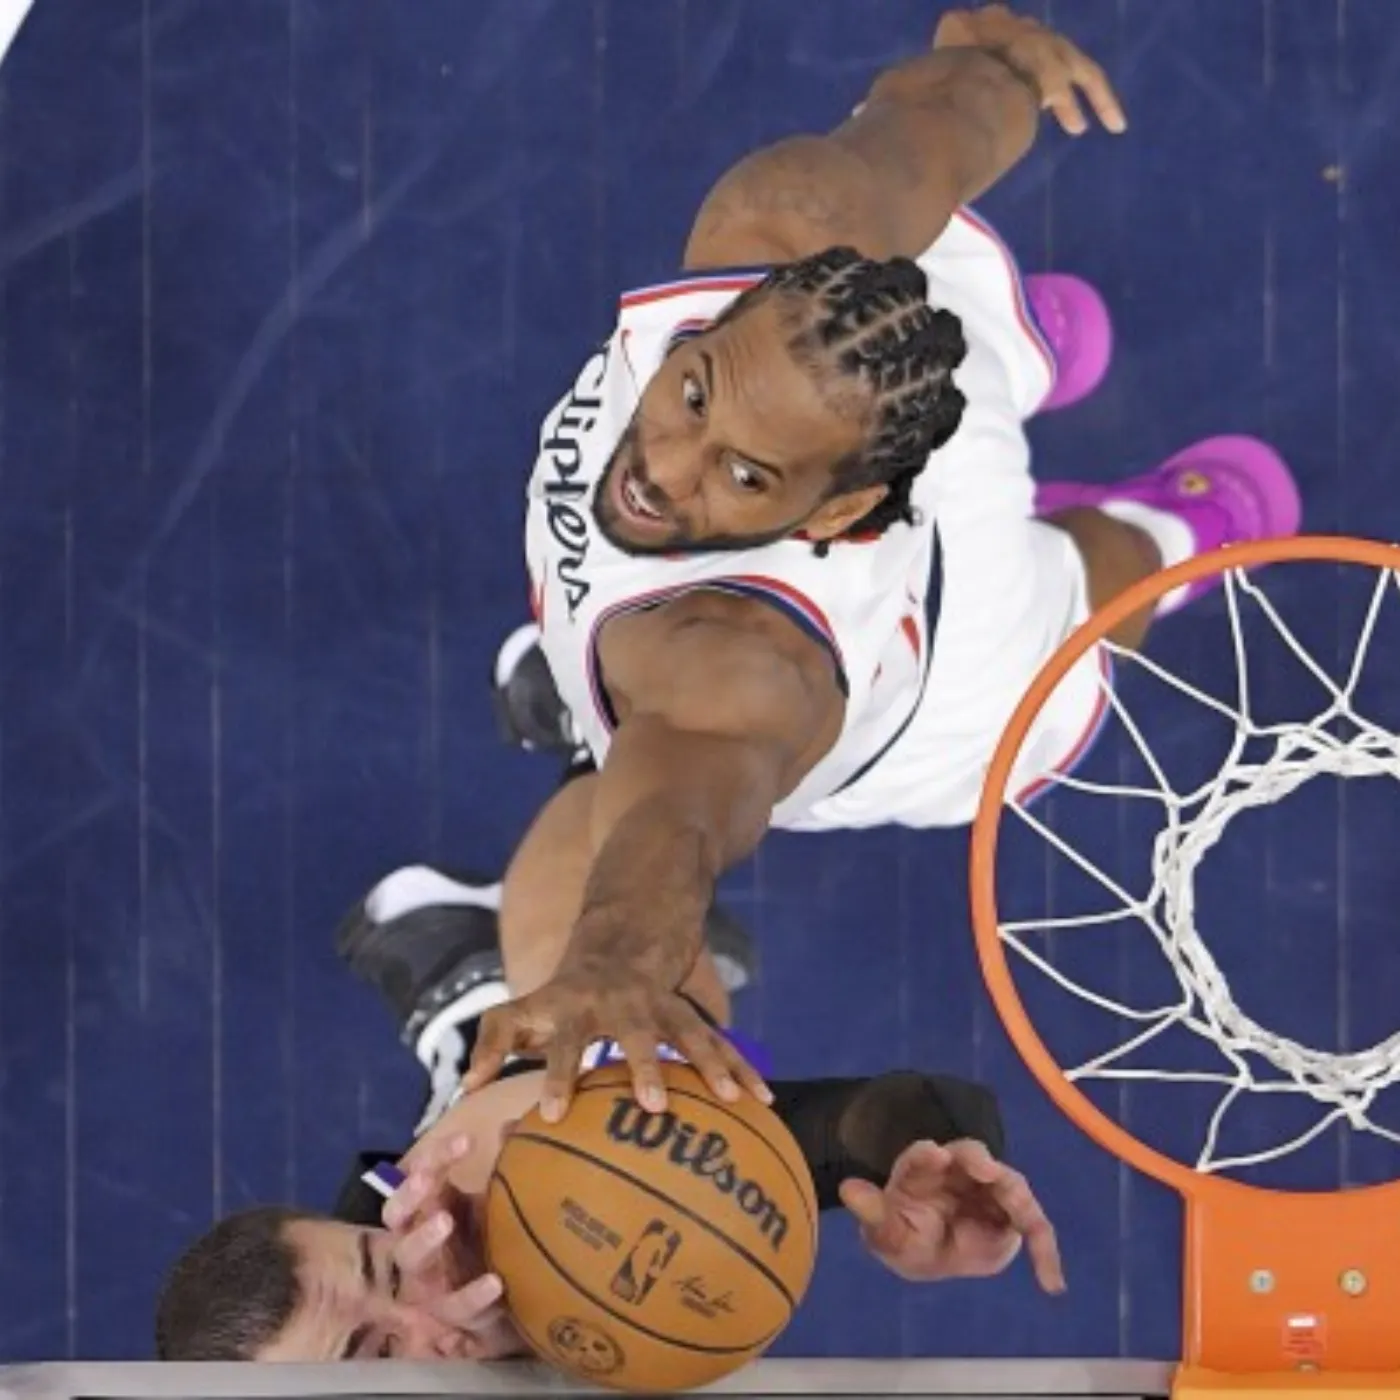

{"left": 839, "top": 1139, "right": 1065, "bottom": 1293}
{"left": 462, "top": 967, "right": 771, "bottom": 1122}
{"left": 382, "top": 1133, "right": 527, "bottom": 1359}
{"left": 934, "top": 4, "right": 1126, "bottom": 137}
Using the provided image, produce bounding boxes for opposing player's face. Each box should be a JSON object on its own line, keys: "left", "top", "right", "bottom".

{"left": 594, "top": 299, "right": 886, "bottom": 554}
{"left": 256, "top": 1220, "right": 463, "bottom": 1361}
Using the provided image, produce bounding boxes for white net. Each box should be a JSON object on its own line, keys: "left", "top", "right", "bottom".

{"left": 998, "top": 560, "right": 1400, "bottom": 1174}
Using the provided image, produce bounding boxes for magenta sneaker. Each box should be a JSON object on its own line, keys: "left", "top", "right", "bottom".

{"left": 1035, "top": 435, "right": 1303, "bottom": 609}
{"left": 1024, "top": 273, "right": 1114, "bottom": 413}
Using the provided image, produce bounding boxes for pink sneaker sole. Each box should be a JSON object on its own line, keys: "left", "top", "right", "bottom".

{"left": 1024, "top": 273, "right": 1114, "bottom": 413}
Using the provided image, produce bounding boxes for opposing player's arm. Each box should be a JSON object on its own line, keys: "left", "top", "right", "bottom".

{"left": 683, "top": 6, "right": 1124, "bottom": 268}
{"left": 559, "top": 592, "right": 844, "bottom": 992}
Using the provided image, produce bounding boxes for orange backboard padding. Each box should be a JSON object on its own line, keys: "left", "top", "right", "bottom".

{"left": 1175, "top": 1368, "right": 1400, "bottom": 1400}
{"left": 1182, "top": 1177, "right": 1400, "bottom": 1371}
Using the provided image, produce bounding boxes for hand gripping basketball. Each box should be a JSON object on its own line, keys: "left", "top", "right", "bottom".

{"left": 463, "top": 968, "right": 771, "bottom": 1121}
{"left": 381, "top": 1133, "right": 526, "bottom": 1359}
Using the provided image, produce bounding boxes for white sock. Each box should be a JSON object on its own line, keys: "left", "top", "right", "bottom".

{"left": 1098, "top": 499, "right": 1197, "bottom": 613}
{"left": 365, "top": 865, "right": 502, "bottom": 924}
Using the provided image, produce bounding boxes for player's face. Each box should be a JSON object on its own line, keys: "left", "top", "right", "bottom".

{"left": 594, "top": 300, "right": 886, "bottom": 555}
{"left": 256, "top": 1220, "right": 463, "bottom": 1361}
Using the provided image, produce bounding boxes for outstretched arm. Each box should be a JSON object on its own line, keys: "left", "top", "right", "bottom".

{"left": 467, "top": 593, "right": 844, "bottom": 1116}
{"left": 685, "top": 5, "right": 1125, "bottom": 269}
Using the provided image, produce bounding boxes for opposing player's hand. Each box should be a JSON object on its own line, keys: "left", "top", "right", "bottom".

{"left": 382, "top": 1133, "right": 527, "bottom": 1360}
{"left": 839, "top": 1139, "right": 1065, "bottom": 1293}
{"left": 463, "top": 968, "right": 772, "bottom": 1121}
{"left": 934, "top": 4, "right": 1126, "bottom": 137}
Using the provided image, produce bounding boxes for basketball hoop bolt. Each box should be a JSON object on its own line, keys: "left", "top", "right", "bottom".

{"left": 1339, "top": 1268, "right": 1367, "bottom": 1296}
{"left": 1248, "top": 1269, "right": 1275, "bottom": 1295}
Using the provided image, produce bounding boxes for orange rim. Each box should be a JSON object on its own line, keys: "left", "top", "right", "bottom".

{"left": 969, "top": 533, "right": 1400, "bottom": 1202}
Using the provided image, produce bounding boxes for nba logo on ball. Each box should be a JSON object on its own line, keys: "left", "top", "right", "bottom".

{"left": 485, "top": 1063, "right": 818, "bottom": 1393}
{"left": 610, "top": 1219, "right": 683, "bottom": 1304}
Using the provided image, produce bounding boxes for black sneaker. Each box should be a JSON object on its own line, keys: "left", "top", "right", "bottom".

{"left": 336, "top": 867, "right": 514, "bottom": 1134}
{"left": 492, "top": 622, "right": 584, "bottom": 758}
{"left": 335, "top": 865, "right": 507, "bottom": 1050}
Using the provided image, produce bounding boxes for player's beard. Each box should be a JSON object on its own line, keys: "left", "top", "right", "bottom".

{"left": 593, "top": 422, "right": 804, "bottom": 558}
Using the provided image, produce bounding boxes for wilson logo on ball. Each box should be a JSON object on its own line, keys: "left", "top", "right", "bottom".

{"left": 603, "top": 1097, "right": 791, "bottom": 1250}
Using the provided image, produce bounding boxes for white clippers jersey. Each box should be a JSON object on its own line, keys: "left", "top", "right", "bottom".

{"left": 523, "top": 208, "right": 1054, "bottom": 830}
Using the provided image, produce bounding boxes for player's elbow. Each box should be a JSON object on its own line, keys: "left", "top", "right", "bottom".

{"left": 687, "top": 135, "right": 900, "bottom": 264}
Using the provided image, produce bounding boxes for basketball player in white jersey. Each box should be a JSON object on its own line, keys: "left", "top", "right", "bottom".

{"left": 451, "top": 5, "right": 1302, "bottom": 1118}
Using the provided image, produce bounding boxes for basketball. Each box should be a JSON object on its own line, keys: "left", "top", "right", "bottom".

{"left": 484, "top": 1061, "right": 818, "bottom": 1392}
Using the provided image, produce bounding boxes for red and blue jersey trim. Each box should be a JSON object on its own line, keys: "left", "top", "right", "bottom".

{"left": 585, "top": 575, "right": 848, "bottom": 732}
{"left": 1015, "top": 647, "right": 1115, "bottom": 806}
{"left": 828, "top": 528, "right": 943, "bottom": 797}
{"left": 620, "top": 265, "right": 771, "bottom": 311}
{"left": 666, "top": 316, "right": 713, "bottom": 351}
{"left": 953, "top": 207, "right": 1058, "bottom": 393}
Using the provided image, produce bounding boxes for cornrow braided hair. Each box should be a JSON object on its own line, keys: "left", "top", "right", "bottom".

{"left": 754, "top": 246, "right": 968, "bottom": 546}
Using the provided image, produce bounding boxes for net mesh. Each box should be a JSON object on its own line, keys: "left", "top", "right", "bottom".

{"left": 998, "top": 562, "right": 1400, "bottom": 1173}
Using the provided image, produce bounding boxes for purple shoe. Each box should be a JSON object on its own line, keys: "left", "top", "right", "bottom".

{"left": 1035, "top": 435, "right": 1303, "bottom": 610}
{"left": 1024, "top": 273, "right": 1114, "bottom": 413}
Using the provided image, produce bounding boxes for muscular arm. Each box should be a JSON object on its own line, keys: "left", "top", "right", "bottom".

{"left": 557, "top": 594, "right": 843, "bottom": 991}
{"left": 684, "top": 7, "right": 1123, "bottom": 268}
{"left": 685, "top": 47, "right": 1038, "bottom": 267}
